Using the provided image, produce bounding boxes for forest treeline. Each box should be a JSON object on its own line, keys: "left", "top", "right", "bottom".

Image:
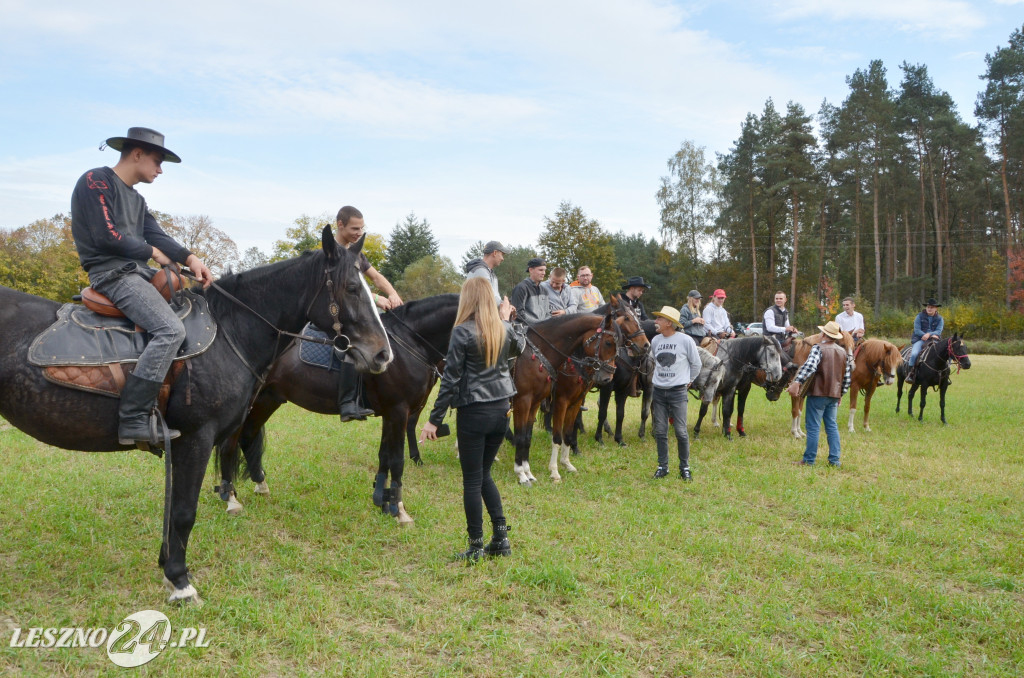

{"left": 4, "top": 25, "right": 1023, "bottom": 339}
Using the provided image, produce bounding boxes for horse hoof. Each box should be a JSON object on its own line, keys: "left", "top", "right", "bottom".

{"left": 226, "top": 492, "right": 244, "bottom": 516}
{"left": 617, "top": 441, "right": 626, "bottom": 448}
{"left": 724, "top": 433, "right": 732, "bottom": 441}
{"left": 163, "top": 577, "right": 202, "bottom": 606}
{"left": 396, "top": 503, "right": 414, "bottom": 526}
{"left": 253, "top": 481, "right": 270, "bottom": 496}
{"left": 551, "top": 476, "right": 561, "bottom": 483}
{"left": 518, "top": 479, "right": 532, "bottom": 488}
{"left": 412, "top": 456, "right": 424, "bottom": 467}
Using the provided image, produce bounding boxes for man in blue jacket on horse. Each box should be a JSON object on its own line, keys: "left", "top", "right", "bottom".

{"left": 905, "top": 298, "right": 944, "bottom": 384}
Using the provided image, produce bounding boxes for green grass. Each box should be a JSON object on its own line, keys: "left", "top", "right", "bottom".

{"left": 1, "top": 356, "right": 1022, "bottom": 676}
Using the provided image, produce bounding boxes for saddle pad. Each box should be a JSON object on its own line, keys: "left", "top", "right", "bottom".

{"left": 28, "top": 291, "right": 217, "bottom": 367}
{"left": 298, "top": 323, "right": 342, "bottom": 371}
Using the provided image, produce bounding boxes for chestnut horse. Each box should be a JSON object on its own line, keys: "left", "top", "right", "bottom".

{"left": 847, "top": 339, "right": 902, "bottom": 432}
{"left": 0, "top": 228, "right": 390, "bottom": 603}
{"left": 511, "top": 304, "right": 621, "bottom": 486}
{"left": 787, "top": 331, "right": 855, "bottom": 438}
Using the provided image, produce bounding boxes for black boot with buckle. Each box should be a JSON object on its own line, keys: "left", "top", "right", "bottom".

{"left": 338, "top": 361, "right": 374, "bottom": 422}
{"left": 118, "top": 373, "right": 180, "bottom": 448}
{"left": 484, "top": 524, "right": 512, "bottom": 558}
{"left": 454, "top": 536, "right": 484, "bottom": 564}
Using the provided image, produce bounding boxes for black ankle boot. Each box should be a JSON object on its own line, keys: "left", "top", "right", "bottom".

{"left": 484, "top": 524, "right": 511, "bottom": 557}
{"left": 454, "top": 537, "right": 484, "bottom": 564}
{"left": 118, "top": 373, "right": 180, "bottom": 446}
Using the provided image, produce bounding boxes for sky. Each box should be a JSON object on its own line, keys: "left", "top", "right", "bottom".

{"left": 1, "top": 1, "right": 1021, "bottom": 265}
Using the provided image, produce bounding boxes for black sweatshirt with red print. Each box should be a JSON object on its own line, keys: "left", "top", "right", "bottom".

{"left": 70, "top": 166, "right": 191, "bottom": 276}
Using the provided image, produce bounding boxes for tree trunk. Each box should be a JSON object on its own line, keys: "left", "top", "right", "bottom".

{"left": 790, "top": 189, "right": 800, "bottom": 305}
{"left": 1000, "top": 132, "right": 1014, "bottom": 308}
{"left": 873, "top": 159, "right": 882, "bottom": 314}
{"left": 926, "top": 147, "right": 943, "bottom": 302}
{"left": 749, "top": 188, "right": 758, "bottom": 320}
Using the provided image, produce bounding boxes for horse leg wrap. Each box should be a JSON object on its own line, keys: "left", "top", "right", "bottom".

{"left": 388, "top": 485, "right": 402, "bottom": 517}
{"left": 372, "top": 472, "right": 388, "bottom": 507}
{"left": 216, "top": 481, "right": 235, "bottom": 503}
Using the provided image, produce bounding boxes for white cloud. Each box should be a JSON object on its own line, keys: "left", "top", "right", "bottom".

{"left": 770, "top": 0, "right": 986, "bottom": 37}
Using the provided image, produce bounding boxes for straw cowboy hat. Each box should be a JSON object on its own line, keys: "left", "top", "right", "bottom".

{"left": 652, "top": 306, "right": 683, "bottom": 330}
{"left": 104, "top": 127, "right": 182, "bottom": 163}
{"left": 817, "top": 320, "right": 844, "bottom": 340}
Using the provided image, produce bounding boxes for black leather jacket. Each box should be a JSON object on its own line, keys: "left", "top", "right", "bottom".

{"left": 428, "top": 320, "right": 524, "bottom": 425}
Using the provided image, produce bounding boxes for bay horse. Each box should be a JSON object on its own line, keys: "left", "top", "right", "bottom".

{"left": 895, "top": 334, "right": 971, "bottom": 424}
{"left": 692, "top": 336, "right": 784, "bottom": 439}
{"left": 787, "top": 331, "right": 855, "bottom": 438}
{"left": 215, "top": 293, "right": 459, "bottom": 525}
{"left": 511, "top": 305, "right": 621, "bottom": 486}
{"left": 847, "top": 339, "right": 902, "bottom": 432}
{"left": 594, "top": 319, "right": 657, "bottom": 448}
{"left": 0, "top": 228, "right": 391, "bottom": 603}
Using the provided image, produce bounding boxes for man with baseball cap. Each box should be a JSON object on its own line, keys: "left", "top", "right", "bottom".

{"left": 702, "top": 288, "right": 735, "bottom": 339}
{"left": 464, "top": 240, "right": 506, "bottom": 305}
{"left": 509, "top": 257, "right": 548, "bottom": 325}
{"left": 649, "top": 306, "right": 702, "bottom": 481}
{"left": 71, "top": 127, "right": 213, "bottom": 448}
{"left": 787, "top": 320, "right": 853, "bottom": 467}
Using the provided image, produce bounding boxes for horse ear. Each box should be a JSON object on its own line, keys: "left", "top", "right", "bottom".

{"left": 322, "top": 226, "right": 338, "bottom": 262}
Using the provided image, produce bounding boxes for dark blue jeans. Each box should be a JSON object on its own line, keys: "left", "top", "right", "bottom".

{"left": 803, "top": 395, "right": 841, "bottom": 465}
{"left": 652, "top": 385, "right": 690, "bottom": 470}
{"left": 91, "top": 264, "right": 185, "bottom": 383}
{"left": 456, "top": 399, "right": 509, "bottom": 539}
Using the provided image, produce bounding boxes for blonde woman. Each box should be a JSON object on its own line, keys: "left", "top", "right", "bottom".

{"left": 421, "top": 277, "right": 522, "bottom": 562}
{"left": 679, "top": 289, "right": 707, "bottom": 345}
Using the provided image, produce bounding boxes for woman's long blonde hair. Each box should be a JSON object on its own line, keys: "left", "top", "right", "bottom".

{"left": 454, "top": 277, "right": 505, "bottom": 367}
{"left": 687, "top": 295, "right": 701, "bottom": 312}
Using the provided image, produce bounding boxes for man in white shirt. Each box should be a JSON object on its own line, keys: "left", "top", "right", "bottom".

{"left": 763, "top": 291, "right": 798, "bottom": 342}
{"left": 702, "top": 288, "right": 736, "bottom": 339}
{"left": 835, "top": 297, "right": 865, "bottom": 341}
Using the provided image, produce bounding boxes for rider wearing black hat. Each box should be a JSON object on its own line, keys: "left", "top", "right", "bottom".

{"left": 621, "top": 276, "right": 651, "bottom": 321}
{"left": 71, "top": 127, "right": 213, "bottom": 447}
{"left": 906, "top": 298, "right": 943, "bottom": 384}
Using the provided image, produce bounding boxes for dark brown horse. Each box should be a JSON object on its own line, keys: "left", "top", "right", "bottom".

{"left": 511, "top": 305, "right": 621, "bottom": 486}
{"left": 847, "top": 338, "right": 902, "bottom": 432}
{"left": 215, "top": 293, "right": 459, "bottom": 525}
{"left": 0, "top": 228, "right": 390, "bottom": 603}
{"left": 594, "top": 319, "right": 657, "bottom": 448}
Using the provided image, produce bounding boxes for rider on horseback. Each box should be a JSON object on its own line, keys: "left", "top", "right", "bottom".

{"left": 905, "top": 298, "right": 943, "bottom": 384}
{"left": 71, "top": 127, "right": 213, "bottom": 447}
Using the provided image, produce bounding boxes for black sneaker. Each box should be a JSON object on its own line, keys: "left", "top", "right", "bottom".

{"left": 653, "top": 466, "right": 669, "bottom": 479}
{"left": 680, "top": 467, "right": 692, "bottom": 481}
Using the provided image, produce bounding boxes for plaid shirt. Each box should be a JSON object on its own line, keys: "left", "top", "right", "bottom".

{"left": 794, "top": 343, "right": 854, "bottom": 396}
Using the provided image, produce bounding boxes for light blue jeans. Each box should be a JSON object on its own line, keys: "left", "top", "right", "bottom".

{"left": 908, "top": 339, "right": 932, "bottom": 366}
{"left": 91, "top": 264, "right": 186, "bottom": 383}
{"left": 803, "top": 395, "right": 841, "bottom": 466}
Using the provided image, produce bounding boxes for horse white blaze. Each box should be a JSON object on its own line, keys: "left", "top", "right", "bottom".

{"left": 356, "top": 267, "right": 393, "bottom": 368}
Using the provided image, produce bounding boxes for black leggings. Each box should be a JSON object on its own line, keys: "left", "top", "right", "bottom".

{"left": 456, "top": 400, "right": 509, "bottom": 539}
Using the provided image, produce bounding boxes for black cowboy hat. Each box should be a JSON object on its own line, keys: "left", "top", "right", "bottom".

{"left": 621, "top": 276, "right": 652, "bottom": 290}
{"left": 923, "top": 297, "right": 942, "bottom": 307}
{"left": 104, "top": 127, "right": 181, "bottom": 163}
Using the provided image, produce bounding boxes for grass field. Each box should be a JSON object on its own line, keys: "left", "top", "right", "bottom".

{"left": 1, "top": 355, "right": 1022, "bottom": 676}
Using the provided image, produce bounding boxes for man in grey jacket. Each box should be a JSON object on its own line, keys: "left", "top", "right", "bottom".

{"left": 540, "top": 267, "right": 577, "bottom": 316}
{"left": 463, "top": 241, "right": 506, "bottom": 305}
{"left": 509, "top": 258, "right": 549, "bottom": 325}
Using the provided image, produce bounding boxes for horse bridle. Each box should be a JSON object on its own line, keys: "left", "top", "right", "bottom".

{"left": 569, "top": 321, "right": 620, "bottom": 379}
{"left": 382, "top": 311, "right": 446, "bottom": 379}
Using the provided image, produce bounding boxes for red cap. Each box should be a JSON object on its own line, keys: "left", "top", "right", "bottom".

{"left": 713, "top": 288, "right": 727, "bottom": 298}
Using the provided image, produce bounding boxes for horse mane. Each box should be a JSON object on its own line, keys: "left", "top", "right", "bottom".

{"left": 195, "top": 249, "right": 325, "bottom": 302}
{"left": 385, "top": 293, "right": 459, "bottom": 323}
